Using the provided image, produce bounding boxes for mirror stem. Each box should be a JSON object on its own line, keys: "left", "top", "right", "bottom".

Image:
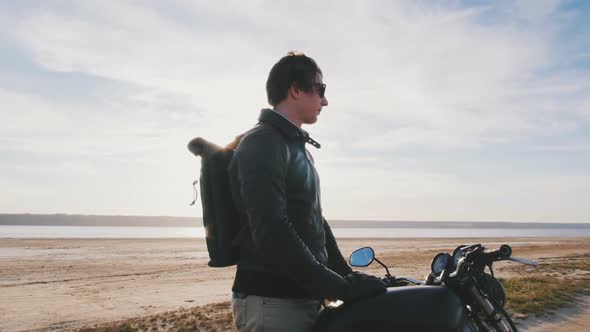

{"left": 373, "top": 257, "right": 391, "bottom": 278}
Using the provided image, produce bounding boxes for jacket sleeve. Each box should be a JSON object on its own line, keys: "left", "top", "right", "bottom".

{"left": 231, "top": 129, "right": 348, "bottom": 299}
{"left": 324, "top": 218, "right": 353, "bottom": 277}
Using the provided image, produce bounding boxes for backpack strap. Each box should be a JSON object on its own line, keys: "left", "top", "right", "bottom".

{"left": 225, "top": 134, "right": 243, "bottom": 151}
{"left": 230, "top": 121, "right": 291, "bottom": 247}
{"left": 226, "top": 122, "right": 290, "bottom": 162}
{"left": 259, "top": 121, "right": 291, "bottom": 164}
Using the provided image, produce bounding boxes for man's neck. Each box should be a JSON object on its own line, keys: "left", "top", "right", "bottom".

{"left": 273, "top": 104, "right": 302, "bottom": 128}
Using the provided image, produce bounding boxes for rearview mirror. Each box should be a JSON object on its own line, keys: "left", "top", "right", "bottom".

{"left": 349, "top": 247, "right": 375, "bottom": 267}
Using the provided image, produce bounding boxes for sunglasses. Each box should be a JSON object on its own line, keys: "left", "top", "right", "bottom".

{"left": 312, "top": 83, "right": 326, "bottom": 98}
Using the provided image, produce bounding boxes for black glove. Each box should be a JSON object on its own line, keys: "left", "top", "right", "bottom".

{"left": 343, "top": 271, "right": 387, "bottom": 302}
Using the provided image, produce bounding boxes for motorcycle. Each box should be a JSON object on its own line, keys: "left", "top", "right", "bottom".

{"left": 315, "top": 243, "right": 539, "bottom": 332}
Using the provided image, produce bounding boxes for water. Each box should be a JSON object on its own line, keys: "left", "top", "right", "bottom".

{"left": 0, "top": 226, "right": 203, "bottom": 238}
{"left": 0, "top": 225, "right": 589, "bottom": 238}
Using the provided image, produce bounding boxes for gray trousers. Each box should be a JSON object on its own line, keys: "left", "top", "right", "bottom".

{"left": 232, "top": 293, "right": 321, "bottom": 332}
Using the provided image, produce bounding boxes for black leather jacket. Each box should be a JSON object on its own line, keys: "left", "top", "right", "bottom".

{"left": 229, "top": 109, "right": 352, "bottom": 299}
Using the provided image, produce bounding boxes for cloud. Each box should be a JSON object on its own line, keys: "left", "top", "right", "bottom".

{"left": 1, "top": 0, "right": 588, "bottom": 221}
{"left": 0, "top": 87, "right": 199, "bottom": 158}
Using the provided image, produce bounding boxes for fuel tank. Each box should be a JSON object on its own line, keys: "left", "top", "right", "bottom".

{"left": 315, "top": 285, "right": 465, "bottom": 332}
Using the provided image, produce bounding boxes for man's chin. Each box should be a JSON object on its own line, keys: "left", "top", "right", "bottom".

{"left": 304, "top": 117, "right": 318, "bottom": 125}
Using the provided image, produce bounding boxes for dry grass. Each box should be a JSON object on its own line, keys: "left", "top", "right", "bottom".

{"left": 502, "top": 255, "right": 590, "bottom": 318}
{"left": 73, "top": 302, "right": 236, "bottom": 332}
{"left": 503, "top": 277, "right": 590, "bottom": 315}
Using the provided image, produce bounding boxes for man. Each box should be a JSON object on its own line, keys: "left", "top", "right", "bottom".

{"left": 228, "top": 52, "right": 386, "bottom": 332}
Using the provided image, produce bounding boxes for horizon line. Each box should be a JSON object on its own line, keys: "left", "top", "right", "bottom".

{"left": 1, "top": 212, "right": 588, "bottom": 225}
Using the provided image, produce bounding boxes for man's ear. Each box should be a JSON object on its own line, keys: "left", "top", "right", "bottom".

{"left": 288, "top": 83, "right": 301, "bottom": 100}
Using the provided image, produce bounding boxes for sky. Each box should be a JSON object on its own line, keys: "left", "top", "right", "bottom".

{"left": 1, "top": 0, "right": 589, "bottom": 223}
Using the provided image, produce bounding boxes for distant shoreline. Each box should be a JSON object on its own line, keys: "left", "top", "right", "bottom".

{"left": 1, "top": 213, "right": 588, "bottom": 229}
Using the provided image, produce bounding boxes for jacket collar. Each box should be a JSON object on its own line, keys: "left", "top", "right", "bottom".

{"left": 258, "top": 108, "right": 321, "bottom": 149}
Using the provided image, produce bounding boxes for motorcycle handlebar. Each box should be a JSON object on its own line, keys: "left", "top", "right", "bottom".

{"left": 479, "top": 244, "right": 512, "bottom": 263}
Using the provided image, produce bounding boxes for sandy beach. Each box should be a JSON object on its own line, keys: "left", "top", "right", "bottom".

{"left": 1, "top": 237, "right": 589, "bottom": 331}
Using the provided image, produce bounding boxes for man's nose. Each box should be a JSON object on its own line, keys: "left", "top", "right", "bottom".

{"left": 322, "top": 97, "right": 328, "bottom": 106}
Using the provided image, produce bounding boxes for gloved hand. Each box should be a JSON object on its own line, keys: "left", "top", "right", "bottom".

{"left": 343, "top": 271, "right": 387, "bottom": 302}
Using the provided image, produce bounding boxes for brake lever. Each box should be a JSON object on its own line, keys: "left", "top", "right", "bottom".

{"left": 382, "top": 275, "right": 396, "bottom": 287}
{"left": 508, "top": 256, "right": 539, "bottom": 267}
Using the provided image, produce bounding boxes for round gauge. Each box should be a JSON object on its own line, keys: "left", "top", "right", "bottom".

{"left": 431, "top": 253, "right": 452, "bottom": 275}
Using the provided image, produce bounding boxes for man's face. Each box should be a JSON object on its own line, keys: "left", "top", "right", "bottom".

{"left": 299, "top": 73, "right": 328, "bottom": 125}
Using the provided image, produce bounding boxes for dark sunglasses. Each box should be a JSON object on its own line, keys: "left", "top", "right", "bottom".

{"left": 312, "top": 83, "right": 326, "bottom": 98}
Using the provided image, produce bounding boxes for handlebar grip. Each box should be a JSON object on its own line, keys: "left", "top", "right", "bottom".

{"left": 481, "top": 244, "right": 512, "bottom": 263}
{"left": 498, "top": 244, "right": 512, "bottom": 258}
